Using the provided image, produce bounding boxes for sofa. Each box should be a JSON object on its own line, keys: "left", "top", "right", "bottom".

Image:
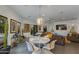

{"left": 41, "top": 32, "right": 65, "bottom": 46}
{"left": 67, "top": 33, "right": 79, "bottom": 43}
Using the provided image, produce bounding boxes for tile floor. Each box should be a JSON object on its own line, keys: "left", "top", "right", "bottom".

{"left": 10, "top": 42, "right": 32, "bottom": 54}
{"left": 10, "top": 42, "right": 79, "bottom": 54}
{"left": 52, "top": 42, "right": 79, "bottom": 54}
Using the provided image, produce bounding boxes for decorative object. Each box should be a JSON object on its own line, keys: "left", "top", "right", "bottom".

{"left": 10, "top": 19, "right": 21, "bottom": 33}
{"left": 56, "top": 24, "right": 67, "bottom": 30}
{"left": 10, "top": 19, "right": 17, "bottom": 33}
{"left": 31, "top": 25, "right": 38, "bottom": 35}
{"left": 16, "top": 22, "right": 21, "bottom": 33}
{"left": 23, "top": 24, "right": 30, "bottom": 33}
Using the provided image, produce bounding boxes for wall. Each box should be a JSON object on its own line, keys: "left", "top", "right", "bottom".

{"left": 21, "top": 18, "right": 37, "bottom": 38}
{"left": 46, "top": 19, "right": 79, "bottom": 36}
{"left": 0, "top": 5, "right": 23, "bottom": 45}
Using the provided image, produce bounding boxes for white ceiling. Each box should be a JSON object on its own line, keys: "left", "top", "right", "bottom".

{"left": 7, "top": 5, "right": 79, "bottom": 22}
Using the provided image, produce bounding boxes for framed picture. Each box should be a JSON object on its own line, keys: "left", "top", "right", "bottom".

{"left": 0, "top": 15, "right": 8, "bottom": 33}
{"left": 10, "top": 19, "right": 16, "bottom": 33}
{"left": 16, "top": 22, "right": 21, "bottom": 33}
{"left": 31, "top": 25, "right": 38, "bottom": 35}
{"left": 56, "top": 24, "right": 67, "bottom": 30}
{"left": 23, "top": 24, "right": 30, "bottom": 33}
{"left": 10, "top": 19, "right": 21, "bottom": 33}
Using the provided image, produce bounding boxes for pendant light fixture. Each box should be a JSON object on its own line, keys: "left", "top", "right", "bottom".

{"left": 36, "top": 6, "right": 44, "bottom": 26}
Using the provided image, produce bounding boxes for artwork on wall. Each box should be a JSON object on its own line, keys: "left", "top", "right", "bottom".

{"left": 16, "top": 22, "right": 21, "bottom": 33}
{"left": 34, "top": 25, "right": 38, "bottom": 32}
{"left": 10, "top": 19, "right": 16, "bottom": 33}
{"left": 43, "top": 26, "right": 47, "bottom": 32}
{"left": 10, "top": 19, "right": 21, "bottom": 33}
{"left": 56, "top": 24, "right": 67, "bottom": 30}
{"left": 23, "top": 24, "right": 30, "bottom": 33}
{"left": 31, "top": 25, "right": 38, "bottom": 35}
{"left": 0, "top": 15, "right": 8, "bottom": 33}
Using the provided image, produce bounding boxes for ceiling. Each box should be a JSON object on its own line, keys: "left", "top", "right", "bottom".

{"left": 7, "top": 5, "right": 79, "bottom": 22}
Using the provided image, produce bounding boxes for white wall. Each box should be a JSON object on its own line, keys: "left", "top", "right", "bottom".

{"left": 21, "top": 18, "right": 38, "bottom": 38}
{"left": 0, "top": 5, "right": 23, "bottom": 45}
{"left": 47, "top": 19, "right": 79, "bottom": 36}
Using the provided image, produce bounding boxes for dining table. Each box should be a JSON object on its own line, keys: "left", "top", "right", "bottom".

{"left": 29, "top": 36, "right": 53, "bottom": 54}
{"left": 29, "top": 36, "right": 50, "bottom": 44}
